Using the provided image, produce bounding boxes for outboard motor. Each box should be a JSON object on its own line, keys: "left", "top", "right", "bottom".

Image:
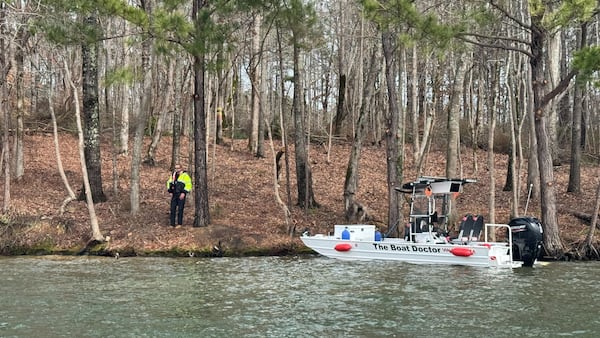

{"left": 508, "top": 217, "right": 544, "bottom": 267}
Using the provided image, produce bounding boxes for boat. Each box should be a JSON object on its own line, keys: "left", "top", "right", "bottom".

{"left": 300, "top": 176, "right": 544, "bottom": 268}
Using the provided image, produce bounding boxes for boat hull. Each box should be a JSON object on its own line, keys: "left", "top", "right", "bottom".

{"left": 300, "top": 236, "right": 521, "bottom": 268}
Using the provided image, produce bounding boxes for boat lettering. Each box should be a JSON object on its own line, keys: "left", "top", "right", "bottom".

{"left": 371, "top": 243, "right": 441, "bottom": 253}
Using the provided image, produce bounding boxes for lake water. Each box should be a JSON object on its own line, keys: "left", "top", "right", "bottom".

{"left": 0, "top": 255, "right": 598, "bottom": 337}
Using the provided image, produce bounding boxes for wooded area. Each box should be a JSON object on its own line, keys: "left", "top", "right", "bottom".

{"left": 2, "top": 0, "right": 600, "bottom": 259}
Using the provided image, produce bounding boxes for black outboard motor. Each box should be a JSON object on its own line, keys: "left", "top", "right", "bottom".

{"left": 508, "top": 217, "right": 544, "bottom": 267}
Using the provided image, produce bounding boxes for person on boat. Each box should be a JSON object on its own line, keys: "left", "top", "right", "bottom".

{"left": 167, "top": 163, "right": 192, "bottom": 227}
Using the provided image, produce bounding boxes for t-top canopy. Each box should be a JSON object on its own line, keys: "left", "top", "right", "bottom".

{"left": 395, "top": 176, "right": 477, "bottom": 194}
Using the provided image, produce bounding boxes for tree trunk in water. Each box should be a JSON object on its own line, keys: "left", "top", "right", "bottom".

{"left": 80, "top": 14, "right": 106, "bottom": 203}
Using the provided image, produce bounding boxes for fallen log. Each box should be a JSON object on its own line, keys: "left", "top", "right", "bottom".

{"left": 571, "top": 211, "right": 600, "bottom": 228}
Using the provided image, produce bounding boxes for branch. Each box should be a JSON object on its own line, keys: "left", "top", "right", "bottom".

{"left": 456, "top": 35, "right": 533, "bottom": 58}
{"left": 459, "top": 31, "right": 531, "bottom": 47}
{"left": 489, "top": 0, "right": 531, "bottom": 31}
{"left": 539, "top": 69, "right": 578, "bottom": 108}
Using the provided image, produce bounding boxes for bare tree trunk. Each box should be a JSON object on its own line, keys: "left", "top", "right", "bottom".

{"left": 102, "top": 33, "right": 120, "bottom": 196}
{"left": 415, "top": 76, "right": 435, "bottom": 176}
{"left": 12, "top": 34, "right": 25, "bottom": 181}
{"left": 171, "top": 59, "right": 184, "bottom": 168}
{"left": 80, "top": 13, "right": 106, "bottom": 203}
{"left": 131, "top": 0, "right": 153, "bottom": 215}
{"left": 568, "top": 23, "right": 587, "bottom": 193}
{"left": 382, "top": 31, "right": 402, "bottom": 230}
{"left": 0, "top": 11, "right": 10, "bottom": 211}
{"left": 503, "top": 53, "right": 519, "bottom": 218}
{"left": 343, "top": 47, "right": 378, "bottom": 218}
{"left": 118, "top": 26, "right": 130, "bottom": 155}
{"left": 49, "top": 85, "right": 77, "bottom": 214}
{"left": 582, "top": 178, "right": 600, "bottom": 257}
{"left": 446, "top": 58, "right": 466, "bottom": 179}
{"left": 248, "top": 13, "right": 261, "bottom": 153}
{"left": 487, "top": 62, "right": 500, "bottom": 240}
{"left": 547, "top": 31, "right": 561, "bottom": 166}
{"left": 276, "top": 28, "right": 292, "bottom": 212}
{"left": 1, "top": 103, "right": 8, "bottom": 212}
{"left": 332, "top": 0, "right": 347, "bottom": 136}
{"left": 192, "top": 51, "right": 210, "bottom": 226}
{"left": 265, "top": 119, "right": 291, "bottom": 235}
{"left": 145, "top": 60, "right": 173, "bottom": 166}
{"left": 409, "top": 45, "right": 419, "bottom": 165}
{"left": 530, "top": 18, "right": 564, "bottom": 257}
{"left": 526, "top": 74, "right": 540, "bottom": 201}
{"left": 472, "top": 72, "right": 483, "bottom": 174}
{"left": 192, "top": 0, "right": 210, "bottom": 227}
{"left": 292, "top": 43, "right": 318, "bottom": 209}
{"left": 256, "top": 43, "right": 266, "bottom": 158}
{"left": 64, "top": 59, "right": 104, "bottom": 242}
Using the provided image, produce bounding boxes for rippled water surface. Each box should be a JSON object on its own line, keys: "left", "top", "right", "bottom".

{"left": 1, "top": 256, "right": 598, "bottom": 337}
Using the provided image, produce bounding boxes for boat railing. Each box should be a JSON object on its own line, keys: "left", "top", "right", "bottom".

{"left": 484, "top": 223, "right": 513, "bottom": 266}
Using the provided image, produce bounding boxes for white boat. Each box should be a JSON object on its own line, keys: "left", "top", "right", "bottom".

{"left": 301, "top": 177, "right": 544, "bottom": 268}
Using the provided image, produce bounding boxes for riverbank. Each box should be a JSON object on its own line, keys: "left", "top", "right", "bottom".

{"left": 1, "top": 133, "right": 598, "bottom": 258}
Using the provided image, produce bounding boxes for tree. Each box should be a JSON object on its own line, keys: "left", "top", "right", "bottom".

{"left": 381, "top": 30, "right": 403, "bottom": 231}
{"left": 79, "top": 13, "right": 107, "bottom": 203}
{"left": 36, "top": 0, "right": 111, "bottom": 203}
{"left": 275, "top": 0, "right": 321, "bottom": 209}
{"left": 12, "top": 21, "right": 29, "bottom": 182}
{"left": 248, "top": 13, "right": 262, "bottom": 155}
{"left": 64, "top": 57, "right": 104, "bottom": 242}
{"left": 190, "top": 0, "right": 211, "bottom": 226}
{"left": 130, "top": 0, "right": 154, "bottom": 216}
{"left": 343, "top": 47, "right": 379, "bottom": 219}
{"left": 567, "top": 22, "right": 587, "bottom": 193}
{"left": 1, "top": 2, "right": 12, "bottom": 212}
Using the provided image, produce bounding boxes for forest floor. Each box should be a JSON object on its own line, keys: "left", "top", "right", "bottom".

{"left": 1, "top": 133, "right": 599, "bottom": 259}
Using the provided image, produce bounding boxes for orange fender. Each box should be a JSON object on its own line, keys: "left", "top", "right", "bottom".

{"left": 334, "top": 243, "right": 353, "bottom": 252}
{"left": 450, "top": 247, "right": 474, "bottom": 257}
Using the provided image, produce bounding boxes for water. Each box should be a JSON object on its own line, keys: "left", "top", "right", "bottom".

{"left": 1, "top": 256, "right": 598, "bottom": 337}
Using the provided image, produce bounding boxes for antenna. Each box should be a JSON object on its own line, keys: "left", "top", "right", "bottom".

{"left": 524, "top": 183, "right": 533, "bottom": 215}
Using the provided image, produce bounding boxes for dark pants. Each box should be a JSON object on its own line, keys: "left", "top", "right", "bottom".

{"left": 170, "top": 195, "right": 186, "bottom": 226}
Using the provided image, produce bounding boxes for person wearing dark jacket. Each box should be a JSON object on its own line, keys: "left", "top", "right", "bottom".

{"left": 166, "top": 164, "right": 192, "bottom": 227}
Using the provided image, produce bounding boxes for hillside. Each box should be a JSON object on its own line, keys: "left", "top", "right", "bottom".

{"left": 1, "top": 133, "right": 598, "bottom": 258}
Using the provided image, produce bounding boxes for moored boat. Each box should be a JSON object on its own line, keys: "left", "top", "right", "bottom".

{"left": 300, "top": 177, "right": 543, "bottom": 268}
